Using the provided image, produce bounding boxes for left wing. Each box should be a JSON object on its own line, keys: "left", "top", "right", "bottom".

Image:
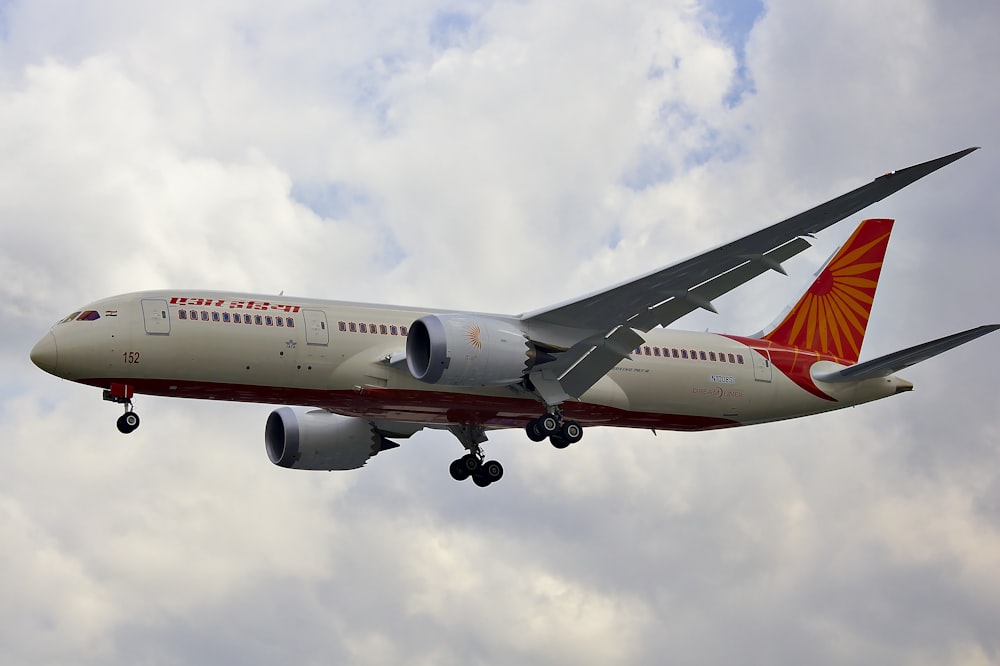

{"left": 521, "top": 147, "right": 979, "bottom": 404}
{"left": 812, "top": 325, "right": 1000, "bottom": 383}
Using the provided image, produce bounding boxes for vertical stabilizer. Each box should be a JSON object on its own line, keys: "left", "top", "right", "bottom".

{"left": 762, "top": 218, "right": 893, "bottom": 363}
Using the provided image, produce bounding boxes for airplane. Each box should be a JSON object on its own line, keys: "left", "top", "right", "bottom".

{"left": 30, "top": 147, "right": 998, "bottom": 487}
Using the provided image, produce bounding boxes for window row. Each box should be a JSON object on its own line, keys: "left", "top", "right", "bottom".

{"left": 337, "top": 321, "right": 409, "bottom": 337}
{"left": 177, "top": 309, "right": 295, "bottom": 328}
{"left": 634, "top": 345, "right": 745, "bottom": 365}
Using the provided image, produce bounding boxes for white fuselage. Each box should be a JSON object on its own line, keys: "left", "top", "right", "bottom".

{"left": 32, "top": 290, "right": 911, "bottom": 432}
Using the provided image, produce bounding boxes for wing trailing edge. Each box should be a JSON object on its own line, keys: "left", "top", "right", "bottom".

{"left": 812, "top": 324, "right": 1000, "bottom": 383}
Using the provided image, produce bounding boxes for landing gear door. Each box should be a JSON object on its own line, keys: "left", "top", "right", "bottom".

{"left": 304, "top": 309, "right": 329, "bottom": 345}
{"left": 141, "top": 299, "right": 171, "bottom": 335}
{"left": 751, "top": 348, "right": 772, "bottom": 383}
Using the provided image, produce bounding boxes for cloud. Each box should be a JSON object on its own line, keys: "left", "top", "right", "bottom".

{"left": 2, "top": 0, "right": 999, "bottom": 663}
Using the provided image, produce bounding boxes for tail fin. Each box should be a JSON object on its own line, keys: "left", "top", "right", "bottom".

{"left": 762, "top": 218, "right": 894, "bottom": 363}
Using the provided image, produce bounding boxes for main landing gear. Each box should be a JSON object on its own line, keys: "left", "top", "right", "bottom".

{"left": 525, "top": 409, "right": 583, "bottom": 449}
{"left": 447, "top": 424, "right": 504, "bottom": 487}
{"left": 104, "top": 383, "right": 140, "bottom": 434}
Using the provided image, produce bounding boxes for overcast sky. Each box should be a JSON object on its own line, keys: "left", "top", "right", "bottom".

{"left": 2, "top": 0, "right": 999, "bottom": 664}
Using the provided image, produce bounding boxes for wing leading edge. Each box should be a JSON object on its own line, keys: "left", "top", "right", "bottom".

{"left": 521, "top": 147, "right": 980, "bottom": 405}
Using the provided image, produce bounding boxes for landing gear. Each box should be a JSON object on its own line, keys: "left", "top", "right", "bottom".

{"left": 447, "top": 424, "right": 503, "bottom": 487}
{"left": 116, "top": 410, "right": 140, "bottom": 434}
{"left": 526, "top": 409, "right": 583, "bottom": 449}
{"left": 104, "top": 383, "right": 140, "bottom": 435}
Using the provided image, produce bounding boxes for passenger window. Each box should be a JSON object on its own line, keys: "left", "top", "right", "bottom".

{"left": 681, "top": 350, "right": 688, "bottom": 359}
{"left": 671, "top": 349, "right": 679, "bottom": 358}
{"left": 699, "top": 351, "right": 707, "bottom": 360}
{"left": 338, "top": 321, "right": 347, "bottom": 332}
{"left": 729, "top": 354, "right": 736, "bottom": 363}
{"left": 254, "top": 315, "right": 263, "bottom": 325}
{"left": 244, "top": 314, "right": 253, "bottom": 324}
{"left": 380, "top": 325, "right": 388, "bottom": 335}
{"left": 178, "top": 310, "right": 187, "bottom": 320}
{"left": 709, "top": 352, "right": 716, "bottom": 361}
{"left": 286, "top": 318, "right": 295, "bottom": 328}
{"left": 212, "top": 312, "right": 220, "bottom": 322}
{"left": 401, "top": 326, "right": 408, "bottom": 336}
{"left": 370, "top": 324, "right": 377, "bottom": 334}
{"left": 390, "top": 326, "right": 398, "bottom": 335}
{"left": 349, "top": 322, "right": 357, "bottom": 332}
{"left": 653, "top": 347, "right": 661, "bottom": 357}
{"left": 276, "top": 317, "right": 284, "bottom": 327}
{"left": 265, "top": 316, "right": 274, "bottom": 326}
{"left": 201, "top": 311, "right": 209, "bottom": 321}
{"left": 359, "top": 323, "right": 367, "bottom": 333}
{"left": 222, "top": 312, "right": 230, "bottom": 323}
{"left": 736, "top": 354, "right": 744, "bottom": 364}
{"left": 644, "top": 346, "right": 651, "bottom": 356}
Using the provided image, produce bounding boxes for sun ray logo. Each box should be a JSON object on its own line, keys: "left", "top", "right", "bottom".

{"left": 764, "top": 218, "right": 893, "bottom": 363}
{"left": 465, "top": 324, "right": 483, "bottom": 350}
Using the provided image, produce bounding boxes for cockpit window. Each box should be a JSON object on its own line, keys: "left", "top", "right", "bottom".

{"left": 60, "top": 312, "right": 82, "bottom": 323}
{"left": 76, "top": 310, "right": 101, "bottom": 321}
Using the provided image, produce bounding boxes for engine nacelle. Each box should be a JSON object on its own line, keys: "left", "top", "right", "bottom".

{"left": 265, "top": 407, "right": 394, "bottom": 471}
{"left": 406, "top": 314, "right": 533, "bottom": 386}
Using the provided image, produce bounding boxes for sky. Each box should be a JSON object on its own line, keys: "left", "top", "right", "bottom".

{"left": 2, "top": 0, "right": 999, "bottom": 664}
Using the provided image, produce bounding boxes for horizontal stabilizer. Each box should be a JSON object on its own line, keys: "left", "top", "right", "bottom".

{"left": 813, "top": 324, "right": 1000, "bottom": 383}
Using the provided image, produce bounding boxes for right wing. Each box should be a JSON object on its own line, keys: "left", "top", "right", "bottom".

{"left": 521, "top": 147, "right": 980, "bottom": 404}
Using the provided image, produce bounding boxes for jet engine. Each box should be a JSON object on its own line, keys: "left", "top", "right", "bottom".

{"left": 265, "top": 407, "right": 397, "bottom": 470}
{"left": 406, "top": 314, "right": 538, "bottom": 386}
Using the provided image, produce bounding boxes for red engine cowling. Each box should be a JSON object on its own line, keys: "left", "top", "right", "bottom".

{"left": 265, "top": 408, "right": 393, "bottom": 470}
{"left": 405, "top": 314, "right": 533, "bottom": 386}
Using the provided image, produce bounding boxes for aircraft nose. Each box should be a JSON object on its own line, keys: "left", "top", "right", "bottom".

{"left": 30, "top": 331, "right": 59, "bottom": 375}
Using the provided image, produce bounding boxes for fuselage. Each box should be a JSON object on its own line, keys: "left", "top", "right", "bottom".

{"left": 30, "top": 290, "right": 912, "bottom": 431}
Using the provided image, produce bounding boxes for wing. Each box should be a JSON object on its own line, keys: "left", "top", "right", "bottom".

{"left": 521, "top": 147, "right": 979, "bottom": 405}
{"left": 812, "top": 325, "right": 1000, "bottom": 383}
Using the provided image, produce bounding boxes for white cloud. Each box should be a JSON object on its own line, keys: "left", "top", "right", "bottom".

{"left": 2, "top": 0, "right": 999, "bottom": 663}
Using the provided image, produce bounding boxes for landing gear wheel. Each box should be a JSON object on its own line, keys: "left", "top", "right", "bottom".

{"left": 526, "top": 419, "right": 547, "bottom": 442}
{"left": 472, "top": 473, "right": 492, "bottom": 487}
{"left": 538, "top": 413, "right": 560, "bottom": 436}
{"left": 450, "top": 458, "right": 471, "bottom": 481}
{"left": 117, "top": 411, "right": 140, "bottom": 434}
{"left": 560, "top": 420, "right": 583, "bottom": 444}
{"left": 550, "top": 435, "right": 571, "bottom": 449}
{"left": 480, "top": 459, "right": 503, "bottom": 483}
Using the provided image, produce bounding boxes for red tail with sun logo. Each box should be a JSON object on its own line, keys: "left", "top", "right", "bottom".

{"left": 763, "top": 218, "right": 893, "bottom": 364}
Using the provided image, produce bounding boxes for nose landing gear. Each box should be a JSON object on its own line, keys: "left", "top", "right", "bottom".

{"left": 104, "top": 383, "right": 140, "bottom": 434}
{"left": 116, "top": 409, "right": 140, "bottom": 434}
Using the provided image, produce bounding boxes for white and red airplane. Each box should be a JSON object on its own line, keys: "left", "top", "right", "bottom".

{"left": 31, "top": 147, "right": 997, "bottom": 486}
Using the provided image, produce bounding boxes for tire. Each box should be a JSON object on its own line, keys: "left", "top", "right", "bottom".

{"left": 550, "top": 435, "right": 571, "bottom": 450}
{"left": 450, "top": 458, "right": 471, "bottom": 481}
{"left": 472, "top": 473, "right": 492, "bottom": 487}
{"left": 117, "top": 412, "right": 140, "bottom": 434}
{"left": 460, "top": 453, "right": 480, "bottom": 473}
{"left": 526, "top": 419, "right": 547, "bottom": 442}
{"left": 538, "top": 414, "right": 560, "bottom": 436}
{"left": 481, "top": 459, "right": 504, "bottom": 483}
{"left": 560, "top": 420, "right": 583, "bottom": 444}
